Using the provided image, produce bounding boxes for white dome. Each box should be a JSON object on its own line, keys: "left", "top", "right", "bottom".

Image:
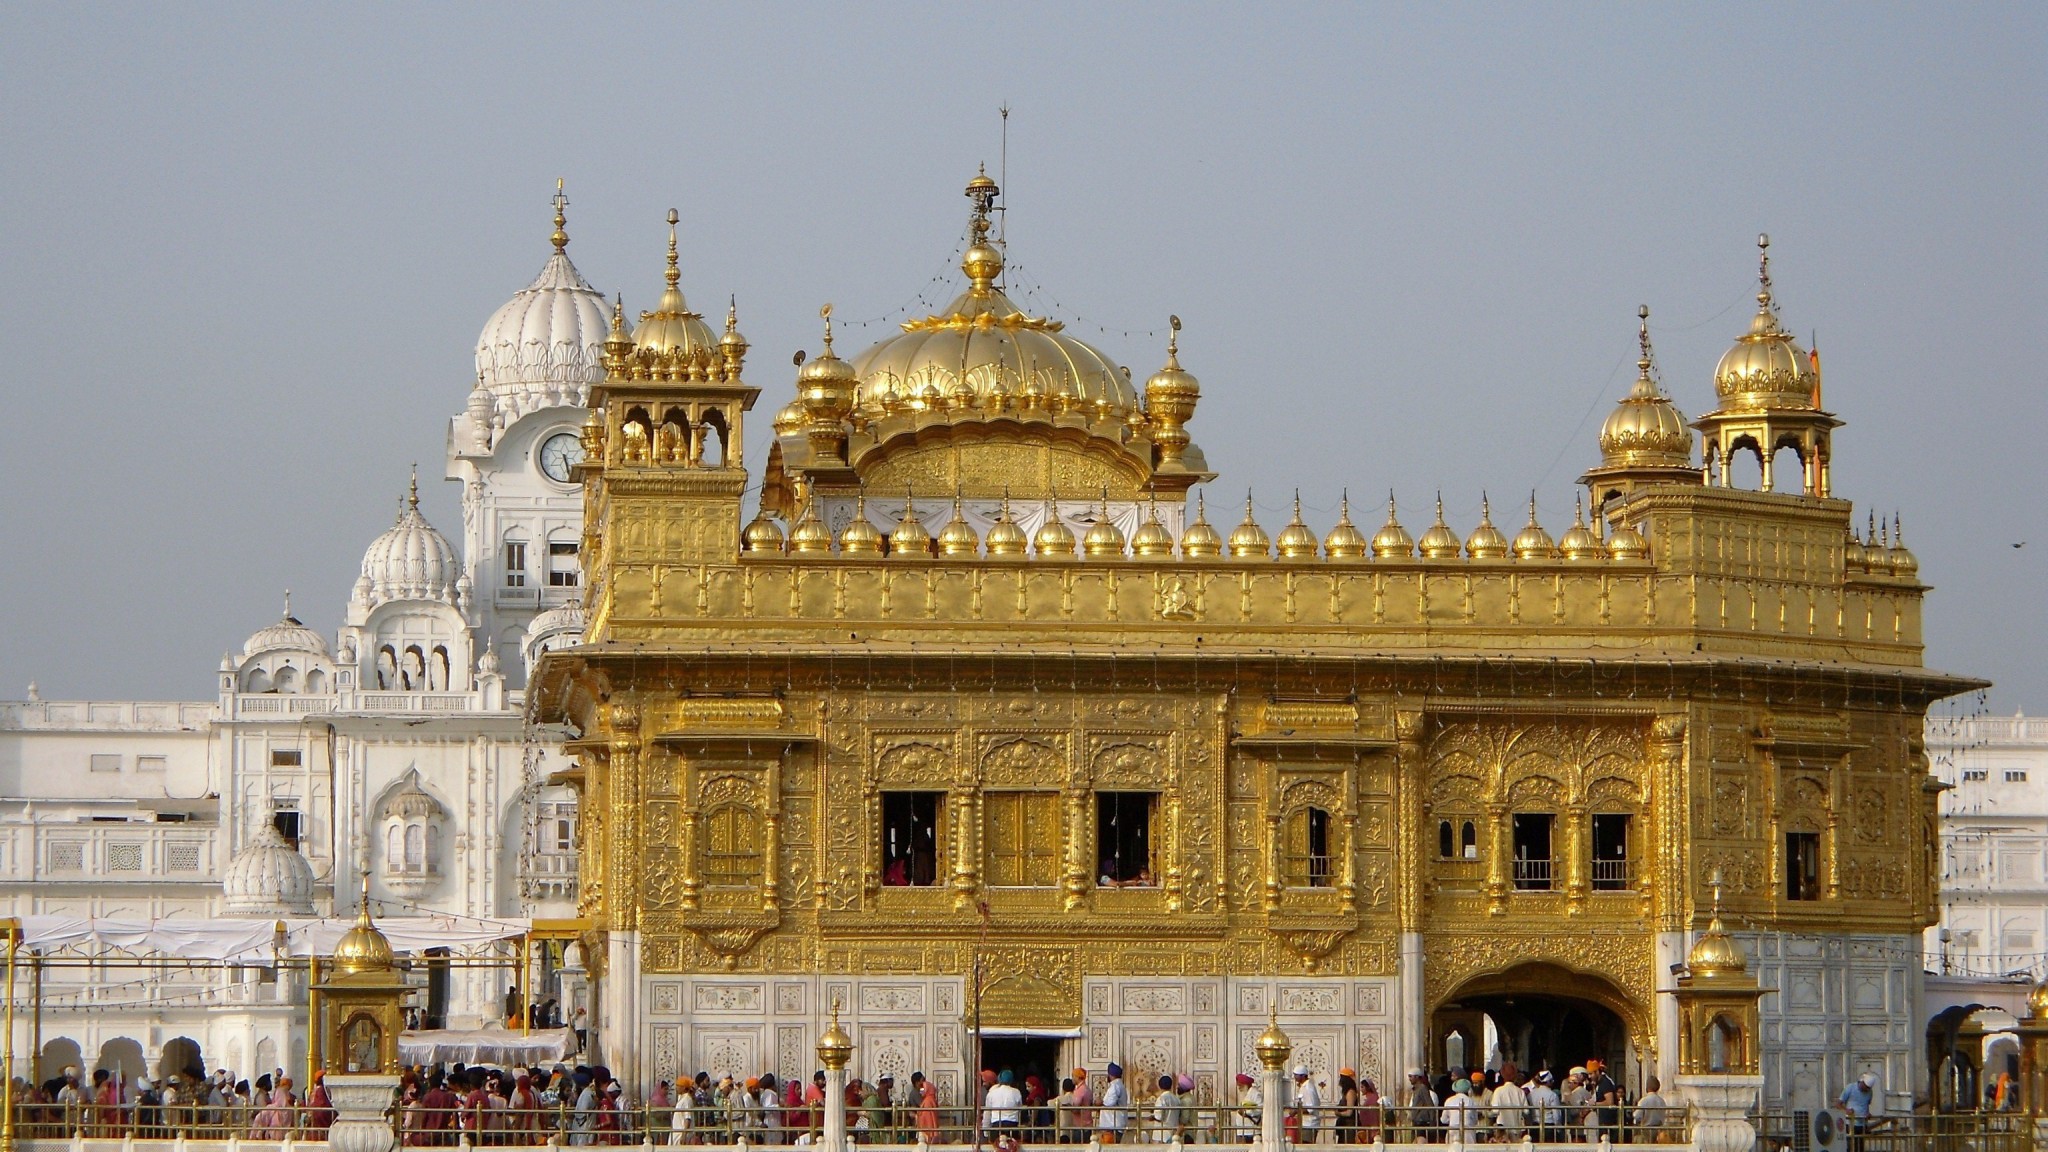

{"left": 359, "top": 486, "right": 460, "bottom": 607}
{"left": 242, "top": 600, "right": 329, "bottom": 661}
{"left": 222, "top": 822, "right": 316, "bottom": 916}
{"left": 475, "top": 244, "right": 609, "bottom": 417}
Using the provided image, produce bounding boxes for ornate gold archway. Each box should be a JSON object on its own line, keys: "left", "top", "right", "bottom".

{"left": 1430, "top": 961, "right": 1651, "bottom": 1078}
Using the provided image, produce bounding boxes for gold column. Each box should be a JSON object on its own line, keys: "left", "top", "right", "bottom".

{"left": 1563, "top": 807, "right": 1588, "bottom": 911}
{"left": 1395, "top": 711, "right": 1426, "bottom": 933}
{"left": 762, "top": 753, "right": 783, "bottom": 913}
{"left": 2, "top": 917, "right": 20, "bottom": 1152}
{"left": 1650, "top": 716, "right": 1687, "bottom": 929}
{"left": 1485, "top": 801, "right": 1509, "bottom": 913}
{"left": 1061, "top": 786, "right": 1089, "bottom": 911}
{"left": 951, "top": 792, "right": 980, "bottom": 910}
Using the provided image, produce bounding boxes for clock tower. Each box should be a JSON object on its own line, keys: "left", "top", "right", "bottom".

{"left": 447, "top": 183, "right": 611, "bottom": 685}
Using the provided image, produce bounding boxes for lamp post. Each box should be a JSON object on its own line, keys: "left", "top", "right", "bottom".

{"left": 1254, "top": 1009, "right": 1292, "bottom": 1152}
{"left": 818, "top": 999, "right": 854, "bottom": 1152}
{"left": 1, "top": 918, "right": 20, "bottom": 1152}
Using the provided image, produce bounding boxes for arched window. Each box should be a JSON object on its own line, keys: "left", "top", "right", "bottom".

{"left": 376, "top": 646, "right": 398, "bottom": 690}
{"left": 1461, "top": 820, "right": 1478, "bottom": 859}
{"left": 244, "top": 668, "right": 272, "bottom": 694}
{"left": 306, "top": 668, "right": 328, "bottom": 694}
{"left": 273, "top": 666, "right": 299, "bottom": 694}
{"left": 1706, "top": 1015, "right": 1740, "bottom": 1073}
{"left": 700, "top": 804, "right": 762, "bottom": 887}
{"left": 700, "top": 409, "right": 730, "bottom": 468}
{"left": 386, "top": 826, "right": 403, "bottom": 870}
{"left": 1438, "top": 820, "right": 1455, "bottom": 859}
{"left": 405, "top": 824, "right": 424, "bottom": 870}
{"left": 429, "top": 646, "right": 449, "bottom": 691}
{"left": 401, "top": 646, "right": 426, "bottom": 690}
{"left": 425, "top": 825, "right": 441, "bottom": 875}
{"left": 1282, "top": 806, "right": 1333, "bottom": 888}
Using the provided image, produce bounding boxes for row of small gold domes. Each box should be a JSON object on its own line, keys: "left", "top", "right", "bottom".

{"left": 744, "top": 491, "right": 1653, "bottom": 563}
{"left": 1847, "top": 513, "right": 1918, "bottom": 577}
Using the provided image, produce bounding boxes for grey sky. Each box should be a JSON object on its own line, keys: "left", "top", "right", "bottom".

{"left": 2, "top": 5, "right": 2042, "bottom": 708}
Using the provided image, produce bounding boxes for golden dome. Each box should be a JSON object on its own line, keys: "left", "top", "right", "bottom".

{"left": 985, "top": 495, "right": 1030, "bottom": 558}
{"left": 1511, "top": 497, "right": 1558, "bottom": 561}
{"left": 772, "top": 398, "right": 807, "bottom": 437}
{"left": 1463, "top": 496, "right": 1509, "bottom": 560}
{"left": 2028, "top": 976, "right": 2048, "bottom": 1022}
{"left": 1687, "top": 914, "right": 1748, "bottom": 977}
{"left": 849, "top": 172, "right": 1140, "bottom": 425}
{"left": 1845, "top": 521, "right": 1872, "bottom": 572}
{"left": 1712, "top": 235, "right": 1817, "bottom": 412}
{"left": 742, "top": 509, "right": 787, "bottom": 554}
{"left": 1180, "top": 493, "right": 1223, "bottom": 559}
{"left": 789, "top": 501, "right": 835, "bottom": 554}
{"left": 1606, "top": 520, "right": 1648, "bottom": 562}
{"left": 817, "top": 999, "right": 855, "bottom": 1071}
{"left": 1034, "top": 500, "right": 1078, "bottom": 558}
{"left": 1560, "top": 498, "right": 1604, "bottom": 561}
{"left": 938, "top": 495, "right": 982, "bottom": 557}
{"left": 633, "top": 210, "right": 719, "bottom": 358}
{"left": 1082, "top": 493, "right": 1127, "bottom": 559}
{"left": 840, "top": 496, "right": 885, "bottom": 556}
{"left": 798, "top": 307, "right": 858, "bottom": 426}
{"left": 1324, "top": 493, "right": 1368, "bottom": 561}
{"left": 1417, "top": 496, "right": 1461, "bottom": 560}
{"left": 1371, "top": 495, "right": 1415, "bottom": 559}
{"left": 1600, "top": 306, "right": 1693, "bottom": 468}
{"left": 890, "top": 495, "right": 932, "bottom": 559}
{"left": 1131, "top": 500, "right": 1175, "bottom": 558}
{"left": 1276, "top": 493, "right": 1320, "bottom": 562}
{"left": 333, "top": 887, "right": 396, "bottom": 975}
{"left": 1889, "top": 515, "right": 1919, "bottom": 578}
{"left": 1253, "top": 1009, "right": 1293, "bottom": 1072}
{"left": 719, "top": 299, "right": 749, "bottom": 361}
{"left": 1228, "top": 494, "right": 1272, "bottom": 560}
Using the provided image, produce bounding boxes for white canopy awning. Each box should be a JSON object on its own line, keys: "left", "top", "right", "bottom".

{"left": 399, "top": 1027, "right": 576, "bottom": 1067}
{"left": 18, "top": 914, "right": 530, "bottom": 962}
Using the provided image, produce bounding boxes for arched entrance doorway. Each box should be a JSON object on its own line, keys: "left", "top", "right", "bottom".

{"left": 1432, "top": 963, "right": 1644, "bottom": 1085}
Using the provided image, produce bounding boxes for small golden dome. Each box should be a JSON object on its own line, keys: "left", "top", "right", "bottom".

{"left": 1275, "top": 493, "right": 1320, "bottom": 562}
{"left": 1371, "top": 494, "right": 1414, "bottom": 559}
{"left": 1253, "top": 1009, "right": 1294, "bottom": 1072}
{"left": 2028, "top": 976, "right": 2048, "bottom": 1021}
{"left": 1417, "top": 496, "right": 1461, "bottom": 560}
{"left": 1511, "top": 497, "right": 1558, "bottom": 561}
{"left": 1599, "top": 307, "right": 1693, "bottom": 468}
{"left": 817, "top": 998, "right": 855, "bottom": 1071}
{"left": 333, "top": 889, "right": 396, "bottom": 975}
{"left": 840, "top": 496, "right": 885, "bottom": 556}
{"left": 1713, "top": 235, "right": 1817, "bottom": 412}
{"left": 719, "top": 299, "right": 749, "bottom": 359}
{"left": 1606, "top": 520, "right": 1648, "bottom": 562}
{"left": 789, "top": 501, "right": 835, "bottom": 554}
{"left": 1889, "top": 515, "right": 1919, "bottom": 578}
{"left": 1229, "top": 494, "right": 1272, "bottom": 560}
{"left": 1560, "top": 497, "right": 1604, "bottom": 561}
{"left": 890, "top": 495, "right": 931, "bottom": 559}
{"left": 1687, "top": 915, "right": 1748, "bottom": 977}
{"left": 772, "top": 398, "right": 807, "bottom": 437}
{"left": 601, "top": 294, "right": 634, "bottom": 369}
{"left": 1131, "top": 500, "right": 1176, "bottom": 558}
{"left": 938, "top": 495, "right": 981, "bottom": 557}
{"left": 633, "top": 210, "right": 719, "bottom": 358}
{"left": 1034, "top": 499, "right": 1078, "bottom": 558}
{"left": 799, "top": 307, "right": 858, "bottom": 425}
{"left": 742, "top": 509, "right": 787, "bottom": 553}
{"left": 1324, "top": 493, "right": 1368, "bottom": 561}
{"left": 1463, "top": 496, "right": 1509, "bottom": 560}
{"left": 1083, "top": 493, "right": 1127, "bottom": 559}
{"left": 1844, "top": 522, "right": 1871, "bottom": 572}
{"left": 1181, "top": 493, "right": 1223, "bottom": 559}
{"left": 985, "top": 495, "right": 1029, "bottom": 558}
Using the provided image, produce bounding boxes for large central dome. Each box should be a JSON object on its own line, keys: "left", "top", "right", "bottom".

{"left": 848, "top": 171, "right": 1139, "bottom": 421}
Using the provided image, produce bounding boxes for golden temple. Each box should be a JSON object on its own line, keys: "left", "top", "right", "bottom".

{"left": 533, "top": 171, "right": 1976, "bottom": 1113}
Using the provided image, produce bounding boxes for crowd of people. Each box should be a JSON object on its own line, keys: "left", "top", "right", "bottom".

{"left": 6, "top": 1054, "right": 1689, "bottom": 1146}
{"left": 8, "top": 1063, "right": 335, "bottom": 1139}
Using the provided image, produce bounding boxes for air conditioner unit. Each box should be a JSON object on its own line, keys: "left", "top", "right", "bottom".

{"left": 1808, "top": 1108, "right": 1847, "bottom": 1152}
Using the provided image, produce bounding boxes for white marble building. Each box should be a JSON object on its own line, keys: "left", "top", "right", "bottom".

{"left": 0, "top": 193, "right": 608, "bottom": 1087}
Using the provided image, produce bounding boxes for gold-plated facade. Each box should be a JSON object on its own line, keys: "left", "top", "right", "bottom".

{"left": 534, "top": 171, "right": 1975, "bottom": 1105}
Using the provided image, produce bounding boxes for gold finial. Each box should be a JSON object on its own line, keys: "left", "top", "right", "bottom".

{"left": 1166, "top": 314, "right": 1182, "bottom": 367}
{"left": 663, "top": 207, "right": 682, "bottom": 291}
{"left": 551, "top": 179, "right": 570, "bottom": 252}
{"left": 407, "top": 465, "right": 419, "bottom": 512}
{"left": 282, "top": 589, "right": 292, "bottom": 619}
{"left": 1636, "top": 305, "right": 1653, "bottom": 378}
{"left": 727, "top": 297, "right": 739, "bottom": 334}
{"left": 1254, "top": 1005, "right": 1293, "bottom": 1071}
{"left": 821, "top": 303, "right": 835, "bottom": 354}
{"left": 1756, "top": 232, "right": 1774, "bottom": 312}
{"left": 817, "top": 995, "right": 854, "bottom": 1070}
{"left": 358, "top": 869, "right": 373, "bottom": 924}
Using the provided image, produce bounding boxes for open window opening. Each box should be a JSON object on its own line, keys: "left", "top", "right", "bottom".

{"left": 1786, "top": 831, "right": 1821, "bottom": 901}
{"left": 1511, "top": 813, "right": 1554, "bottom": 891}
{"left": 881, "top": 791, "right": 941, "bottom": 887}
{"left": 1097, "top": 792, "right": 1156, "bottom": 887}
{"left": 1591, "top": 813, "right": 1631, "bottom": 891}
